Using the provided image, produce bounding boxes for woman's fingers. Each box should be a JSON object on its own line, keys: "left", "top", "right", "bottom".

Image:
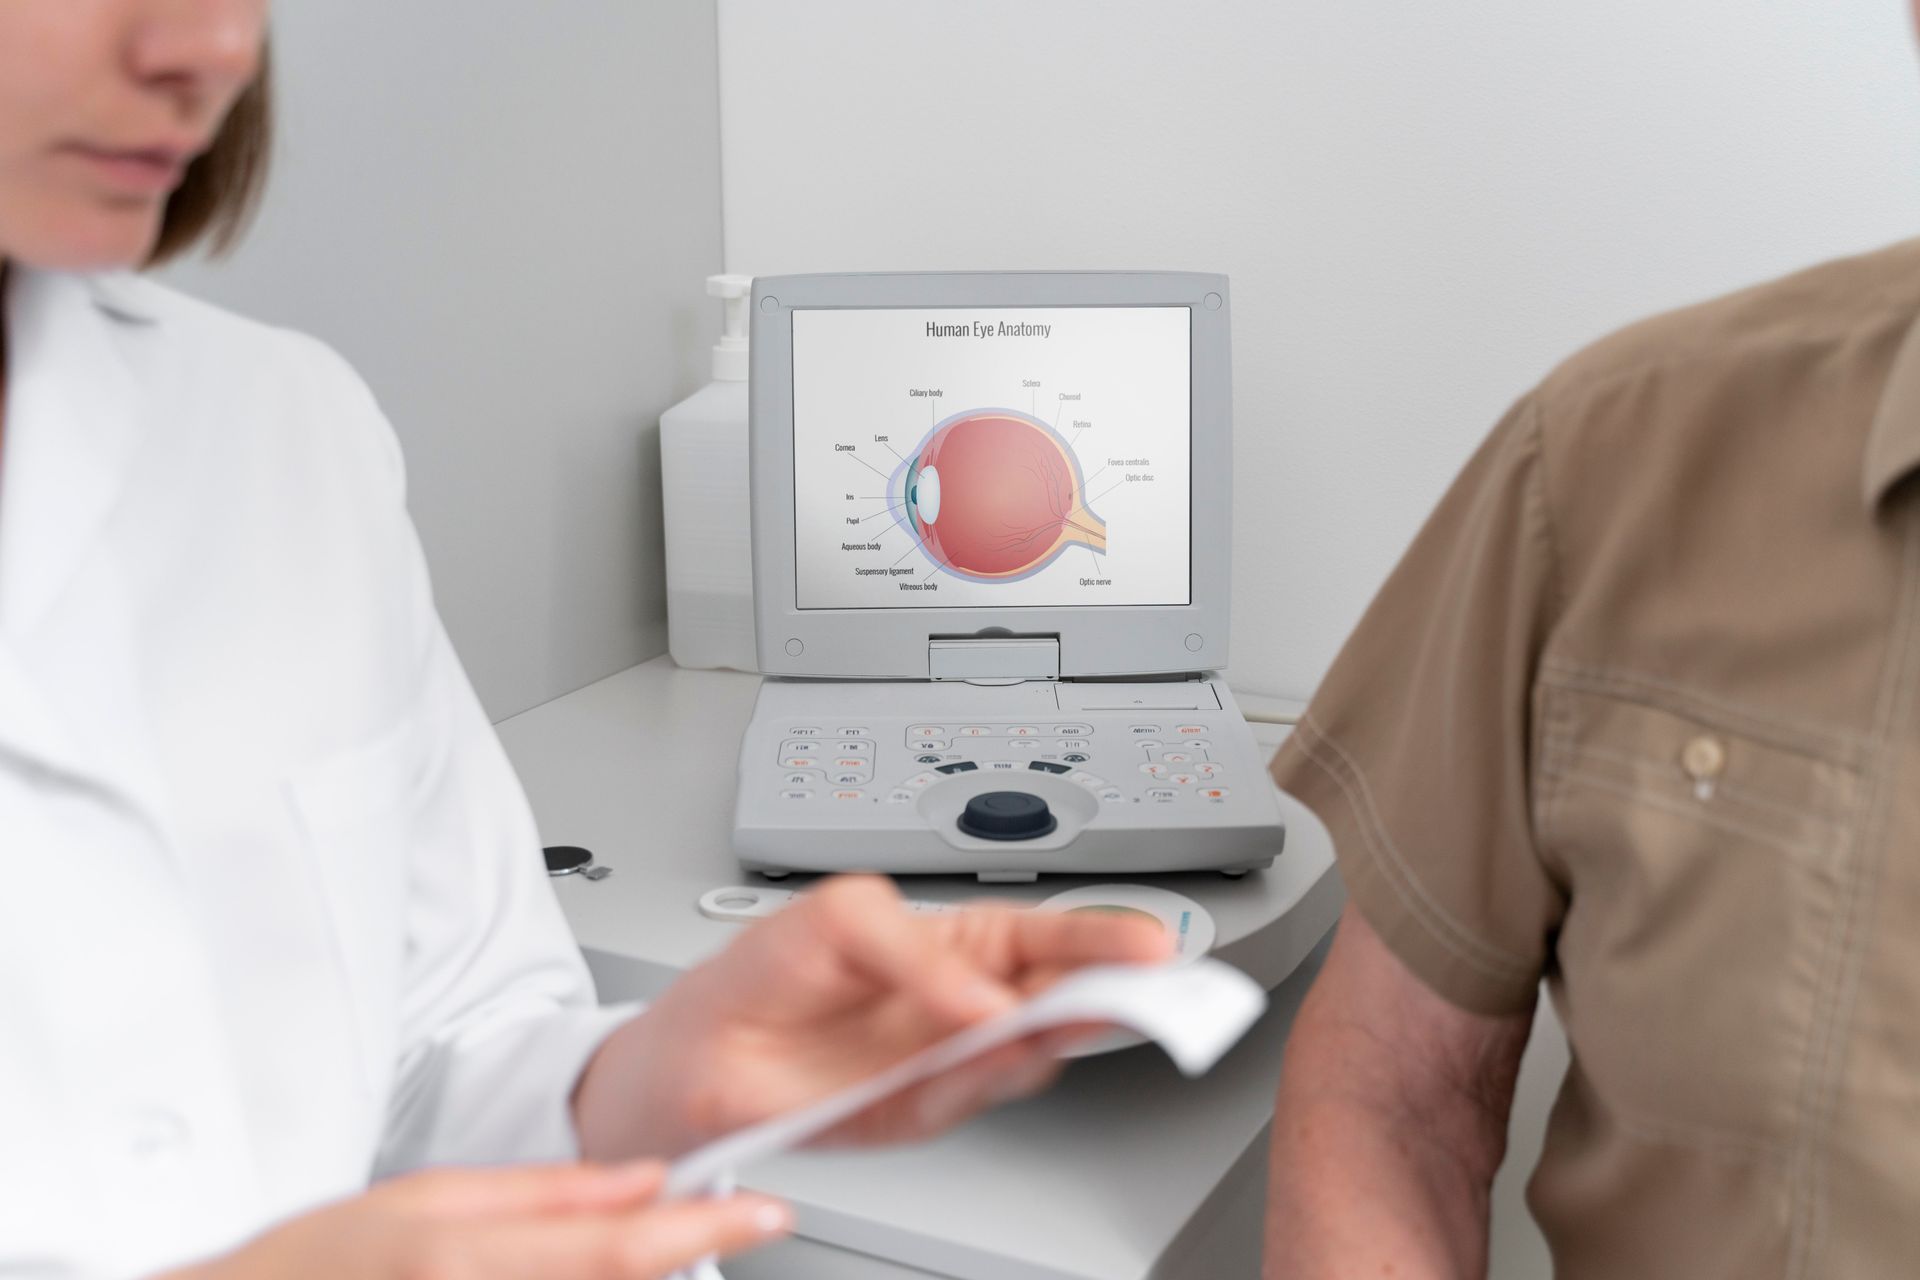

{"left": 999, "top": 906, "right": 1174, "bottom": 972}
{"left": 601, "top": 1195, "right": 796, "bottom": 1278}
{"left": 787, "top": 877, "right": 1019, "bottom": 1028}
{"left": 443, "top": 1193, "right": 793, "bottom": 1280}
{"left": 902, "top": 1042, "right": 1064, "bottom": 1137}
{"left": 791, "top": 879, "right": 1173, "bottom": 1024}
{"left": 728, "top": 877, "right": 1172, "bottom": 1042}
{"left": 385, "top": 1160, "right": 667, "bottom": 1218}
{"left": 812, "top": 1038, "right": 1065, "bottom": 1146}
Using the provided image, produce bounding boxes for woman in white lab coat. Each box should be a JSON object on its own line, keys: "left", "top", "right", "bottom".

{"left": 0, "top": 6, "right": 1166, "bottom": 1278}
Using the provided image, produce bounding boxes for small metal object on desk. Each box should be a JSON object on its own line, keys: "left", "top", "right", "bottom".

{"left": 544, "top": 845, "right": 613, "bottom": 881}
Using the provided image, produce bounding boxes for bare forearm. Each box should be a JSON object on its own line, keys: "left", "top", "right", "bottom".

{"left": 1266, "top": 1080, "right": 1497, "bottom": 1279}
{"left": 1262, "top": 909, "right": 1529, "bottom": 1280}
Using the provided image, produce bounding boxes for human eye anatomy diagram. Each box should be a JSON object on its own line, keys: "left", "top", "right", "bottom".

{"left": 791, "top": 306, "right": 1192, "bottom": 610}
{"left": 895, "top": 408, "right": 1107, "bottom": 582}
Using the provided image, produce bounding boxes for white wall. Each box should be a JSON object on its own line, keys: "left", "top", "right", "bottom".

{"left": 716, "top": 0, "right": 1920, "bottom": 702}
{"left": 168, "top": 0, "right": 723, "bottom": 720}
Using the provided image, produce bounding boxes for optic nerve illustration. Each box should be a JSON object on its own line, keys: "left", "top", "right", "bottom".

{"left": 892, "top": 408, "right": 1107, "bottom": 581}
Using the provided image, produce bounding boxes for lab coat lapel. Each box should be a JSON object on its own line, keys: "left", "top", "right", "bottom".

{"left": 0, "top": 634, "right": 91, "bottom": 782}
{"left": 0, "top": 269, "right": 149, "bottom": 639}
{"left": 0, "top": 271, "right": 170, "bottom": 817}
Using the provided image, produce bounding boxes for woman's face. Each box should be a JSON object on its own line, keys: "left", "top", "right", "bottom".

{"left": 0, "top": 1, "right": 264, "bottom": 272}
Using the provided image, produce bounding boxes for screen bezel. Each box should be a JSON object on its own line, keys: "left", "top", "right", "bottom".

{"left": 750, "top": 271, "right": 1232, "bottom": 679}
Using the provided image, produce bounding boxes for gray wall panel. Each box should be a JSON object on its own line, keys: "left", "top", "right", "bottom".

{"left": 169, "top": 0, "right": 723, "bottom": 719}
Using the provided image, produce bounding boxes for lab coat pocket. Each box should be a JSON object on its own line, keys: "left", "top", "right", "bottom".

{"left": 286, "top": 713, "right": 428, "bottom": 1098}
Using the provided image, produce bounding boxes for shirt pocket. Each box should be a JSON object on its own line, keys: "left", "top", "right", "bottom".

{"left": 1536, "top": 684, "right": 1858, "bottom": 1152}
{"left": 285, "top": 713, "right": 427, "bottom": 1098}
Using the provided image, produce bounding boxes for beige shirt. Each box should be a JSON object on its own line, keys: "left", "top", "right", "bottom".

{"left": 1270, "top": 240, "right": 1920, "bottom": 1279}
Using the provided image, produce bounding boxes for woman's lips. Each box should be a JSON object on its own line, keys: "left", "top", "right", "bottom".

{"left": 61, "top": 144, "right": 194, "bottom": 196}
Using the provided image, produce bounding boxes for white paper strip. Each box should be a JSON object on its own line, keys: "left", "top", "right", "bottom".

{"left": 663, "top": 957, "right": 1267, "bottom": 1200}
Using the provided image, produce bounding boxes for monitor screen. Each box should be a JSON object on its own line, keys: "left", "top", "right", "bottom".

{"left": 789, "top": 305, "right": 1192, "bottom": 611}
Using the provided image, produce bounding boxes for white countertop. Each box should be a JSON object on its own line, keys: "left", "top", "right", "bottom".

{"left": 496, "top": 656, "right": 1342, "bottom": 1280}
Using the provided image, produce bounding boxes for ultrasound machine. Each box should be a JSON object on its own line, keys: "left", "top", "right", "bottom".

{"left": 730, "top": 271, "right": 1285, "bottom": 882}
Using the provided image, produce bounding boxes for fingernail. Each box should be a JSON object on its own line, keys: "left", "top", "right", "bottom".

{"left": 753, "top": 1202, "right": 794, "bottom": 1236}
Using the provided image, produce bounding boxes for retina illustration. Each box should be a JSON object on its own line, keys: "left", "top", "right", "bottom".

{"left": 891, "top": 408, "right": 1107, "bottom": 581}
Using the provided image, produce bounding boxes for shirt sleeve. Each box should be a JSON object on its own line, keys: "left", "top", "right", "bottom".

{"left": 1269, "top": 392, "right": 1567, "bottom": 1015}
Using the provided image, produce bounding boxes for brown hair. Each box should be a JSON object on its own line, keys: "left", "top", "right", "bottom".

{"left": 146, "top": 47, "right": 273, "bottom": 265}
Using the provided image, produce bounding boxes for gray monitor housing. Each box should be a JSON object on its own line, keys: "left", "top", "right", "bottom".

{"left": 749, "top": 271, "right": 1232, "bottom": 682}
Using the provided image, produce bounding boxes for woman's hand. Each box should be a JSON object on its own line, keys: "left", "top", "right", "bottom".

{"left": 166, "top": 1163, "right": 789, "bottom": 1280}
{"left": 573, "top": 875, "right": 1173, "bottom": 1160}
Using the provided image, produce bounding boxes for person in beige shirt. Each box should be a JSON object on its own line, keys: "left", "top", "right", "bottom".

{"left": 1264, "top": 51, "right": 1920, "bottom": 1280}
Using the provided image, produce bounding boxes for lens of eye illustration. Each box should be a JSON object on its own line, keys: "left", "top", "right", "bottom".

{"left": 892, "top": 408, "right": 1106, "bottom": 581}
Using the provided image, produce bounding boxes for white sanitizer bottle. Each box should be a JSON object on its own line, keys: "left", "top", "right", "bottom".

{"left": 661, "top": 274, "right": 756, "bottom": 671}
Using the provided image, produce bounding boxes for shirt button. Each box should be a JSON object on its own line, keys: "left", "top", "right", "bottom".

{"left": 1681, "top": 735, "right": 1727, "bottom": 798}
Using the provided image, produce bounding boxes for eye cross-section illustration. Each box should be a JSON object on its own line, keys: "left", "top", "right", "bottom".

{"left": 891, "top": 408, "right": 1108, "bottom": 582}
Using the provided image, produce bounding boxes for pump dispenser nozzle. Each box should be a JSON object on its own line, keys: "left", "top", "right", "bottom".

{"left": 708, "top": 274, "right": 752, "bottom": 382}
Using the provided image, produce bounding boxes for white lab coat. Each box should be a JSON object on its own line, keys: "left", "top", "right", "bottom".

{"left": 0, "top": 270, "right": 633, "bottom": 1277}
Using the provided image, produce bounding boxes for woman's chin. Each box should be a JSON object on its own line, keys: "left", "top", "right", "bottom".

{"left": 4, "top": 200, "right": 163, "bottom": 273}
